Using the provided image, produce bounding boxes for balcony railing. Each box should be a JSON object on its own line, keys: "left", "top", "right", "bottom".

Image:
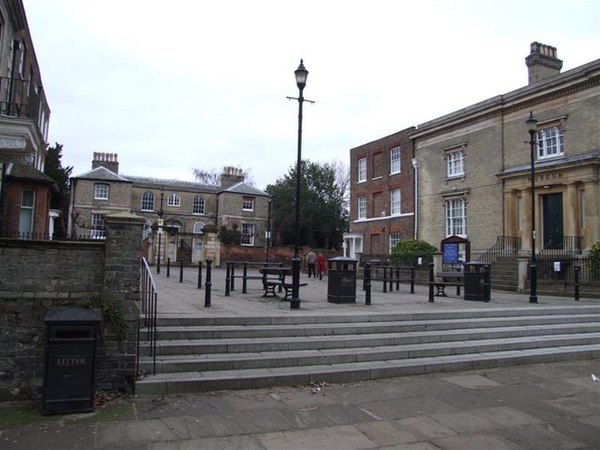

{"left": 0, "top": 76, "right": 46, "bottom": 129}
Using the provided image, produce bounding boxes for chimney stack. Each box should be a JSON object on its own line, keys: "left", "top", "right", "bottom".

{"left": 219, "top": 166, "right": 245, "bottom": 188}
{"left": 526, "top": 42, "right": 563, "bottom": 85}
{"left": 92, "top": 152, "right": 119, "bottom": 174}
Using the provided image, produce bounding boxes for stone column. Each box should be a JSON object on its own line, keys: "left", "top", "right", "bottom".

{"left": 503, "top": 190, "right": 516, "bottom": 237}
{"left": 521, "top": 188, "right": 532, "bottom": 255}
{"left": 583, "top": 180, "right": 599, "bottom": 251}
{"left": 100, "top": 212, "right": 145, "bottom": 391}
{"left": 103, "top": 212, "right": 145, "bottom": 301}
{"left": 564, "top": 182, "right": 578, "bottom": 237}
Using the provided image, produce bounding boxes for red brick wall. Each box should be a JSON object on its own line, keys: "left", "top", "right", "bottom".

{"left": 2, "top": 180, "right": 51, "bottom": 236}
{"left": 349, "top": 127, "right": 416, "bottom": 256}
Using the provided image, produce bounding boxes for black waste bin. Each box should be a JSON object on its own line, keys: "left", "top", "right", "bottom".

{"left": 463, "top": 262, "right": 491, "bottom": 302}
{"left": 327, "top": 257, "right": 357, "bottom": 303}
{"left": 42, "top": 308, "right": 101, "bottom": 415}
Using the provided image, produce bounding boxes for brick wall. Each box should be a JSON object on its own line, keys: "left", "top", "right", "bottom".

{"left": 0, "top": 213, "right": 145, "bottom": 402}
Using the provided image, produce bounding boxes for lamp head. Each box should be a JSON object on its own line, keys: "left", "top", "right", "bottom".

{"left": 526, "top": 111, "right": 538, "bottom": 133}
{"left": 294, "top": 59, "right": 308, "bottom": 90}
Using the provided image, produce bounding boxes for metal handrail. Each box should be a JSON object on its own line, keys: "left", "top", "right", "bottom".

{"left": 138, "top": 257, "right": 158, "bottom": 376}
{"left": 477, "top": 236, "right": 521, "bottom": 264}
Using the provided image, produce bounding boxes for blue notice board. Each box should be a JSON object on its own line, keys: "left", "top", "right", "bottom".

{"left": 443, "top": 243, "right": 459, "bottom": 264}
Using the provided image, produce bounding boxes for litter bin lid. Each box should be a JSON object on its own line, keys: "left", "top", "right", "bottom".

{"left": 44, "top": 308, "right": 101, "bottom": 323}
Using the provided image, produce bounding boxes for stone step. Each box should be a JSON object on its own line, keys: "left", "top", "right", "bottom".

{"left": 136, "top": 306, "right": 600, "bottom": 395}
{"left": 138, "top": 322, "right": 600, "bottom": 356}
{"left": 150, "top": 305, "right": 600, "bottom": 327}
{"left": 135, "top": 344, "right": 600, "bottom": 395}
{"left": 149, "top": 313, "right": 599, "bottom": 340}
{"left": 138, "top": 332, "right": 600, "bottom": 374}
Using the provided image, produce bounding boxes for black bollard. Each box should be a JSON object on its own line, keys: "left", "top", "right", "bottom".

{"left": 574, "top": 265, "right": 580, "bottom": 301}
{"left": 365, "top": 263, "right": 371, "bottom": 305}
{"left": 242, "top": 262, "right": 248, "bottom": 294}
{"left": 225, "top": 262, "right": 231, "bottom": 297}
{"left": 410, "top": 266, "right": 415, "bottom": 294}
{"left": 156, "top": 233, "right": 161, "bottom": 274}
{"left": 166, "top": 257, "right": 170, "bottom": 278}
{"left": 230, "top": 263, "right": 236, "bottom": 291}
{"left": 197, "top": 261, "right": 203, "bottom": 289}
{"left": 179, "top": 260, "right": 184, "bottom": 283}
{"left": 428, "top": 263, "right": 435, "bottom": 302}
{"left": 205, "top": 259, "right": 212, "bottom": 307}
{"left": 383, "top": 266, "right": 387, "bottom": 293}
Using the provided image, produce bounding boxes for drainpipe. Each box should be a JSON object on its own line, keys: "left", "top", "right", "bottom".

{"left": 67, "top": 177, "right": 76, "bottom": 237}
{"left": 411, "top": 157, "right": 418, "bottom": 240}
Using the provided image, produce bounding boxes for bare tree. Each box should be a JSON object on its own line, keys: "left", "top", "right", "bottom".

{"left": 192, "top": 168, "right": 221, "bottom": 185}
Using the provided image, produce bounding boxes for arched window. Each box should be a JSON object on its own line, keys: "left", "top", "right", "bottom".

{"left": 193, "top": 195, "right": 205, "bottom": 214}
{"left": 141, "top": 191, "right": 154, "bottom": 211}
{"left": 193, "top": 221, "right": 205, "bottom": 234}
{"left": 167, "top": 193, "right": 180, "bottom": 207}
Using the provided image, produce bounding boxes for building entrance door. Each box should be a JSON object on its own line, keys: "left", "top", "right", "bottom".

{"left": 542, "top": 193, "right": 563, "bottom": 249}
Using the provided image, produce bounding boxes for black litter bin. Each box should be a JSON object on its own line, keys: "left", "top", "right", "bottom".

{"left": 42, "top": 308, "right": 101, "bottom": 415}
{"left": 327, "top": 257, "right": 357, "bottom": 303}
{"left": 463, "top": 262, "right": 491, "bottom": 302}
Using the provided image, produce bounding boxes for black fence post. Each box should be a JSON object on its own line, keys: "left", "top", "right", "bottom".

{"left": 166, "top": 258, "right": 170, "bottom": 278}
{"left": 230, "top": 263, "right": 236, "bottom": 291}
{"left": 365, "top": 263, "right": 371, "bottom": 305}
{"left": 383, "top": 267, "right": 387, "bottom": 293}
{"left": 197, "top": 261, "right": 203, "bottom": 289}
{"left": 428, "top": 263, "right": 435, "bottom": 302}
{"left": 574, "top": 265, "right": 580, "bottom": 301}
{"left": 225, "top": 262, "right": 231, "bottom": 297}
{"left": 179, "top": 260, "right": 184, "bottom": 283}
{"left": 156, "top": 233, "right": 161, "bottom": 274}
{"left": 205, "top": 259, "right": 212, "bottom": 307}
{"left": 410, "top": 266, "right": 415, "bottom": 294}
{"left": 242, "top": 262, "right": 248, "bottom": 294}
{"left": 395, "top": 267, "right": 400, "bottom": 290}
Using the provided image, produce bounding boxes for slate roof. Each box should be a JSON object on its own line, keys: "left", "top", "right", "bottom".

{"left": 6, "top": 163, "right": 55, "bottom": 184}
{"left": 124, "top": 175, "right": 219, "bottom": 193}
{"left": 73, "top": 168, "right": 268, "bottom": 196}
{"left": 75, "top": 166, "right": 131, "bottom": 183}
{"left": 221, "top": 181, "right": 269, "bottom": 196}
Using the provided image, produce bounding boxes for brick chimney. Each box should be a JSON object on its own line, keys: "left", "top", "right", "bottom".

{"left": 92, "top": 152, "right": 119, "bottom": 174}
{"left": 219, "top": 166, "right": 245, "bottom": 188}
{"left": 525, "top": 42, "right": 563, "bottom": 85}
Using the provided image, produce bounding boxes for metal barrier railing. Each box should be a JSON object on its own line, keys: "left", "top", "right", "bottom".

{"left": 138, "top": 257, "right": 158, "bottom": 376}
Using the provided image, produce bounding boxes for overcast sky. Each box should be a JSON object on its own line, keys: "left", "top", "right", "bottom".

{"left": 25, "top": 0, "right": 599, "bottom": 189}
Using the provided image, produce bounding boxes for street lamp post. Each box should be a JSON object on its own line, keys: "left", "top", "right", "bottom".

{"left": 526, "top": 111, "right": 538, "bottom": 304}
{"left": 266, "top": 196, "right": 272, "bottom": 263}
{"left": 289, "top": 59, "right": 309, "bottom": 309}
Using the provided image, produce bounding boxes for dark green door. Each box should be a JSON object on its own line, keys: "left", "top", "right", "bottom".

{"left": 542, "top": 193, "right": 563, "bottom": 249}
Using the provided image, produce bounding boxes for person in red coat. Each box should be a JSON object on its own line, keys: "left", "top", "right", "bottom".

{"left": 316, "top": 253, "right": 327, "bottom": 280}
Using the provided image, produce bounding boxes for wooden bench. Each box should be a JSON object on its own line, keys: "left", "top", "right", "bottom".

{"left": 432, "top": 271, "right": 464, "bottom": 297}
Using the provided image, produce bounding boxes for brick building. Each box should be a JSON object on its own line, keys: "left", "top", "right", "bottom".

{"left": 69, "top": 153, "right": 270, "bottom": 266}
{"left": 413, "top": 43, "right": 599, "bottom": 259}
{"left": 0, "top": 0, "right": 53, "bottom": 239}
{"left": 346, "top": 127, "right": 415, "bottom": 259}
{"left": 348, "top": 43, "right": 600, "bottom": 283}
